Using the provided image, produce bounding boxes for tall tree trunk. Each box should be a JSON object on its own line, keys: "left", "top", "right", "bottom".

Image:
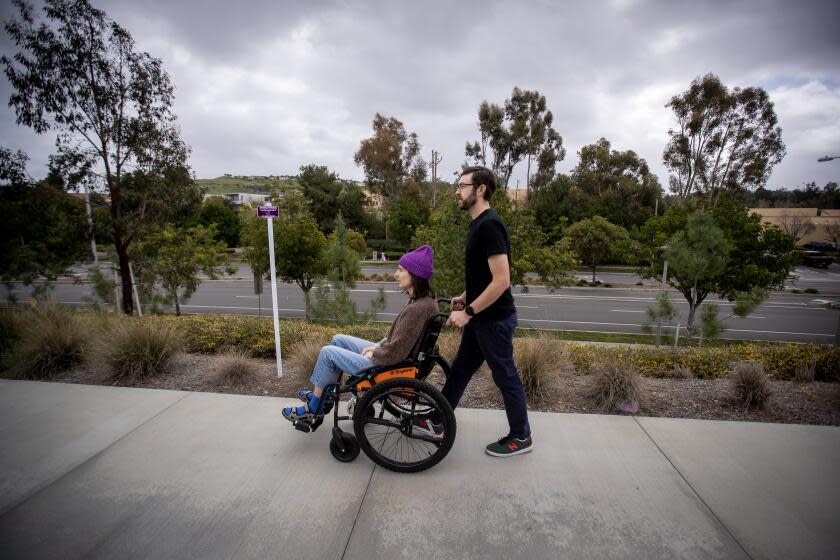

{"left": 526, "top": 153, "right": 531, "bottom": 197}
{"left": 174, "top": 291, "right": 181, "bottom": 316}
{"left": 686, "top": 299, "right": 697, "bottom": 335}
{"left": 303, "top": 289, "right": 311, "bottom": 321}
{"left": 591, "top": 264, "right": 597, "bottom": 283}
{"left": 686, "top": 279, "right": 700, "bottom": 336}
{"left": 116, "top": 243, "right": 134, "bottom": 315}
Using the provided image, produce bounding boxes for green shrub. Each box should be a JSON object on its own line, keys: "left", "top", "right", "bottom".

{"left": 366, "top": 239, "right": 404, "bottom": 253}
{"left": 211, "top": 349, "right": 258, "bottom": 386}
{"left": 730, "top": 361, "right": 771, "bottom": 409}
{"left": 3, "top": 303, "right": 86, "bottom": 379}
{"left": 90, "top": 317, "right": 182, "bottom": 381}
{"left": 581, "top": 362, "right": 643, "bottom": 412}
{"left": 803, "top": 288, "right": 819, "bottom": 294}
{"left": 791, "top": 289, "right": 802, "bottom": 294}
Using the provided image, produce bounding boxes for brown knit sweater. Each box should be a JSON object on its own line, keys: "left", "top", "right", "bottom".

{"left": 370, "top": 295, "right": 439, "bottom": 366}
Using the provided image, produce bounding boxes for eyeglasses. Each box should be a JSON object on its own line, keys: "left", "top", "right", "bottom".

{"left": 455, "top": 183, "right": 475, "bottom": 191}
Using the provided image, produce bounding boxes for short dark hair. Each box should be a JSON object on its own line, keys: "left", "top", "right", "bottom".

{"left": 461, "top": 166, "right": 496, "bottom": 201}
{"left": 409, "top": 273, "right": 434, "bottom": 300}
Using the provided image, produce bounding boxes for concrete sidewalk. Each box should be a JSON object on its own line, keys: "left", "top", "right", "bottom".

{"left": 0, "top": 380, "right": 838, "bottom": 560}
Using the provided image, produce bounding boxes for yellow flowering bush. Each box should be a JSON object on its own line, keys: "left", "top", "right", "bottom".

{"left": 157, "top": 315, "right": 388, "bottom": 357}
{"left": 566, "top": 342, "right": 839, "bottom": 380}
{"left": 137, "top": 314, "right": 838, "bottom": 381}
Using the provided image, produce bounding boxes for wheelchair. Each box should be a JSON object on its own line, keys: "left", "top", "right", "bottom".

{"left": 289, "top": 306, "right": 456, "bottom": 473}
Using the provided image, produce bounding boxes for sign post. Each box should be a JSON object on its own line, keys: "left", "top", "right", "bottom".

{"left": 258, "top": 204, "right": 283, "bottom": 377}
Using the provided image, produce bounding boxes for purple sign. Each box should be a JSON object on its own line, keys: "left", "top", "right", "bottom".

{"left": 258, "top": 205, "right": 279, "bottom": 218}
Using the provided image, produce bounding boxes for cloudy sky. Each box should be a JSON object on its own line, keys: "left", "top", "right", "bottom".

{"left": 2, "top": 0, "right": 839, "bottom": 191}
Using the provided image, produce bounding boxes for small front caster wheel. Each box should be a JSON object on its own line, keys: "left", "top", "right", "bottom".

{"left": 330, "top": 432, "right": 360, "bottom": 463}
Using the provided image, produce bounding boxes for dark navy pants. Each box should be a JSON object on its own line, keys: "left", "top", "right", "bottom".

{"left": 440, "top": 312, "right": 531, "bottom": 439}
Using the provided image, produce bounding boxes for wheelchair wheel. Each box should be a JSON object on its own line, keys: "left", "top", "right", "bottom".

{"left": 330, "top": 430, "right": 360, "bottom": 463}
{"left": 354, "top": 378, "right": 456, "bottom": 473}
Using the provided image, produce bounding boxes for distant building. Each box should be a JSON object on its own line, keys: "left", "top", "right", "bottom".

{"left": 363, "top": 189, "right": 385, "bottom": 212}
{"left": 749, "top": 207, "right": 839, "bottom": 245}
{"left": 67, "top": 191, "right": 111, "bottom": 204}
{"left": 209, "top": 192, "right": 273, "bottom": 206}
{"left": 506, "top": 188, "right": 528, "bottom": 207}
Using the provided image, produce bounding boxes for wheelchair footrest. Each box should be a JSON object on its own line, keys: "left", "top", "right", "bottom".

{"left": 293, "top": 415, "right": 324, "bottom": 433}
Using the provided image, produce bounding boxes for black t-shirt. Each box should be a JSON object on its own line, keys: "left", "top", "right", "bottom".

{"left": 465, "top": 208, "right": 516, "bottom": 322}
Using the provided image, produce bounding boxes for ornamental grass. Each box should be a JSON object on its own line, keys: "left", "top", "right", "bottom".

{"left": 514, "top": 335, "right": 574, "bottom": 401}
{"left": 729, "top": 361, "right": 771, "bottom": 410}
{"left": 211, "top": 348, "right": 259, "bottom": 386}
{"left": 2, "top": 302, "right": 86, "bottom": 379}
{"left": 89, "top": 317, "right": 182, "bottom": 381}
{"left": 581, "top": 362, "right": 644, "bottom": 413}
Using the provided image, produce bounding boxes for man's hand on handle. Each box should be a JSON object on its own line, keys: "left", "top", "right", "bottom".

{"left": 448, "top": 310, "right": 471, "bottom": 328}
{"left": 448, "top": 295, "right": 470, "bottom": 328}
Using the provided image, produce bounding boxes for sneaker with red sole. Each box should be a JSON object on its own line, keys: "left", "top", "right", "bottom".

{"left": 485, "top": 434, "right": 533, "bottom": 457}
{"left": 411, "top": 417, "right": 444, "bottom": 441}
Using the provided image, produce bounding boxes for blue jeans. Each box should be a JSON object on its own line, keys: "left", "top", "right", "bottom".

{"left": 440, "top": 313, "right": 531, "bottom": 439}
{"left": 309, "top": 335, "right": 375, "bottom": 389}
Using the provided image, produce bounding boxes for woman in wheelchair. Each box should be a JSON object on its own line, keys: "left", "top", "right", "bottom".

{"left": 282, "top": 245, "right": 439, "bottom": 428}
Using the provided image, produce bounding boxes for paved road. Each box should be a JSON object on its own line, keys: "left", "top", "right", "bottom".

{"left": 1, "top": 380, "right": 838, "bottom": 559}
{"left": 3, "top": 276, "right": 837, "bottom": 344}
{"left": 195, "top": 262, "right": 840, "bottom": 293}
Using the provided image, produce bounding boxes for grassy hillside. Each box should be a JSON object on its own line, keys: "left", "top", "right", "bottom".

{"left": 196, "top": 176, "right": 300, "bottom": 194}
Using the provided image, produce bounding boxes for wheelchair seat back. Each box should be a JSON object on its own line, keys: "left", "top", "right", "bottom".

{"left": 413, "top": 313, "right": 448, "bottom": 380}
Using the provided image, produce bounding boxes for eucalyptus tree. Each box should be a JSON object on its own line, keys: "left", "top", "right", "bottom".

{"left": 2, "top": 0, "right": 192, "bottom": 314}
{"left": 354, "top": 113, "right": 424, "bottom": 206}
{"left": 663, "top": 73, "right": 785, "bottom": 206}
{"left": 465, "top": 87, "right": 565, "bottom": 190}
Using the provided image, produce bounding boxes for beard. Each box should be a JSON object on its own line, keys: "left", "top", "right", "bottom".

{"left": 456, "top": 190, "right": 477, "bottom": 211}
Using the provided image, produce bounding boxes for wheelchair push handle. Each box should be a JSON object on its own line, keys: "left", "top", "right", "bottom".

{"left": 437, "top": 297, "right": 464, "bottom": 312}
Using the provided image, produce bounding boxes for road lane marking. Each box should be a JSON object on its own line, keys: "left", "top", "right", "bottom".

{"left": 610, "top": 310, "right": 646, "bottom": 313}
{"left": 515, "top": 293, "right": 813, "bottom": 308}
{"left": 181, "top": 304, "right": 305, "bottom": 312}
{"left": 350, "top": 289, "right": 402, "bottom": 293}
{"left": 519, "top": 318, "right": 832, "bottom": 336}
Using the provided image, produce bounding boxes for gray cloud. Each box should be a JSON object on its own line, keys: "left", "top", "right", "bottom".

{"left": 2, "top": 0, "right": 839, "bottom": 189}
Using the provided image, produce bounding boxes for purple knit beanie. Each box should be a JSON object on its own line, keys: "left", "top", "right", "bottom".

{"left": 399, "top": 245, "right": 434, "bottom": 279}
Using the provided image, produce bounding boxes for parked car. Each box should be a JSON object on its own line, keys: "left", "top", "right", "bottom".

{"left": 802, "top": 241, "right": 837, "bottom": 252}
{"left": 800, "top": 250, "right": 834, "bottom": 268}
